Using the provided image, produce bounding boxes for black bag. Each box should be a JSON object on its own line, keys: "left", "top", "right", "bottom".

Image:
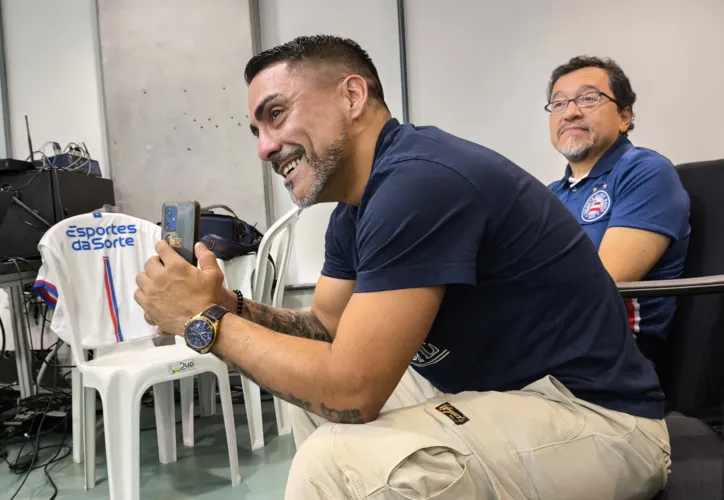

{"left": 199, "top": 205, "right": 264, "bottom": 260}
{"left": 199, "top": 205, "right": 277, "bottom": 293}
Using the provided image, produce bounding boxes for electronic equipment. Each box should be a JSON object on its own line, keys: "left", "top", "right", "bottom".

{"left": 0, "top": 159, "right": 33, "bottom": 172}
{"left": 0, "top": 169, "right": 115, "bottom": 258}
{"left": 0, "top": 116, "right": 35, "bottom": 172}
{"left": 34, "top": 153, "right": 103, "bottom": 177}
{"left": 162, "top": 200, "right": 200, "bottom": 265}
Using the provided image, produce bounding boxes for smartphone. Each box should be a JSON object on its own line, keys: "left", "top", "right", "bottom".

{"left": 161, "top": 200, "right": 200, "bottom": 265}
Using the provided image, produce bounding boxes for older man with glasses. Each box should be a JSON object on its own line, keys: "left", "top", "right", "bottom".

{"left": 546, "top": 56, "right": 691, "bottom": 365}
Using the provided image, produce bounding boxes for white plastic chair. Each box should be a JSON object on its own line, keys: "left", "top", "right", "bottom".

{"left": 251, "top": 207, "right": 302, "bottom": 437}
{"left": 36, "top": 213, "right": 240, "bottom": 500}
{"left": 200, "top": 207, "right": 302, "bottom": 449}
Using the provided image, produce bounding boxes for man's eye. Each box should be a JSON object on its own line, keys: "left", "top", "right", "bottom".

{"left": 271, "top": 109, "right": 282, "bottom": 120}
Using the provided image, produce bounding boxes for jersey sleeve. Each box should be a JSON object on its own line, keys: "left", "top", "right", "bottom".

{"left": 354, "top": 161, "right": 485, "bottom": 293}
{"left": 608, "top": 155, "right": 690, "bottom": 240}
{"left": 34, "top": 244, "right": 72, "bottom": 345}
{"left": 34, "top": 259, "right": 59, "bottom": 310}
{"left": 320, "top": 205, "right": 357, "bottom": 281}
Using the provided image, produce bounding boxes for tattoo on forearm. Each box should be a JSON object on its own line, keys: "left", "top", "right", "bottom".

{"left": 243, "top": 300, "right": 333, "bottom": 342}
{"left": 234, "top": 367, "right": 363, "bottom": 424}
{"left": 320, "top": 402, "right": 364, "bottom": 424}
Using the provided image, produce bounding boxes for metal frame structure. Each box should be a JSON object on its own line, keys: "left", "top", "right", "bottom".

{"left": 0, "top": 2, "right": 12, "bottom": 157}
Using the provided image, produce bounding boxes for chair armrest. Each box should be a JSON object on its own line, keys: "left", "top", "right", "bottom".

{"left": 618, "top": 274, "right": 724, "bottom": 298}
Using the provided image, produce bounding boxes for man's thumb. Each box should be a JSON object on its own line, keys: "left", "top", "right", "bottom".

{"left": 195, "top": 242, "right": 218, "bottom": 272}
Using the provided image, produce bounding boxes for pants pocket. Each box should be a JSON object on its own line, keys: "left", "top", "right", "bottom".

{"left": 380, "top": 449, "right": 477, "bottom": 500}
{"left": 328, "top": 405, "right": 475, "bottom": 499}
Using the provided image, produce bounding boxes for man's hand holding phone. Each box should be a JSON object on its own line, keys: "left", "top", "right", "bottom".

{"left": 134, "top": 240, "right": 224, "bottom": 336}
{"left": 134, "top": 200, "right": 228, "bottom": 336}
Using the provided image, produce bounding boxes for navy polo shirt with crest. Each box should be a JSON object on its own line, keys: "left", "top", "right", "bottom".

{"left": 322, "top": 118, "right": 665, "bottom": 419}
{"left": 549, "top": 134, "right": 690, "bottom": 341}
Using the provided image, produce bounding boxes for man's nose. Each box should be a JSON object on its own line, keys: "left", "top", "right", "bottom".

{"left": 561, "top": 100, "right": 584, "bottom": 120}
{"left": 257, "top": 132, "right": 282, "bottom": 162}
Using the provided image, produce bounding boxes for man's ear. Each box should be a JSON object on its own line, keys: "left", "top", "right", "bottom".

{"left": 619, "top": 107, "right": 633, "bottom": 133}
{"left": 342, "top": 75, "right": 369, "bottom": 120}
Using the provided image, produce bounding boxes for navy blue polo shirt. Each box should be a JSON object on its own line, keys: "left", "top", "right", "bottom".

{"left": 322, "top": 119, "right": 664, "bottom": 419}
{"left": 549, "top": 135, "right": 690, "bottom": 341}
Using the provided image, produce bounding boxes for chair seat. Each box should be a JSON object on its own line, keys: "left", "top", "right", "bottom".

{"left": 655, "top": 411, "right": 723, "bottom": 499}
{"left": 87, "top": 341, "right": 200, "bottom": 370}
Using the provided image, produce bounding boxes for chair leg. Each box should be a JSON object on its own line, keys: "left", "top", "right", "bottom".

{"left": 274, "top": 396, "right": 292, "bottom": 436}
{"left": 101, "top": 383, "right": 141, "bottom": 500}
{"left": 215, "top": 369, "right": 241, "bottom": 486}
{"left": 180, "top": 376, "right": 195, "bottom": 447}
{"left": 240, "top": 374, "right": 265, "bottom": 450}
{"left": 72, "top": 369, "right": 84, "bottom": 463}
{"left": 198, "top": 372, "right": 217, "bottom": 417}
{"left": 84, "top": 387, "right": 96, "bottom": 490}
{"left": 153, "top": 381, "right": 177, "bottom": 464}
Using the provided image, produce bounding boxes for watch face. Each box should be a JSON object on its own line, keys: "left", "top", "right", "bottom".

{"left": 185, "top": 318, "right": 214, "bottom": 350}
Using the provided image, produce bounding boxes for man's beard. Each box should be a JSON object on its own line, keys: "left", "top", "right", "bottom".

{"left": 287, "top": 131, "right": 349, "bottom": 209}
{"left": 556, "top": 125, "right": 595, "bottom": 163}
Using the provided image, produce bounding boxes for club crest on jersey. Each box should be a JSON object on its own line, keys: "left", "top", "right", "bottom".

{"left": 581, "top": 190, "right": 611, "bottom": 222}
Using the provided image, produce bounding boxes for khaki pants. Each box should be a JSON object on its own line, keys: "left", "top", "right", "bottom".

{"left": 285, "top": 368, "right": 671, "bottom": 499}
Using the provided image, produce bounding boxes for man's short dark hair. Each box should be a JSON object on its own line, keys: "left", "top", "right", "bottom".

{"left": 547, "top": 56, "right": 637, "bottom": 131}
{"left": 245, "top": 35, "right": 387, "bottom": 108}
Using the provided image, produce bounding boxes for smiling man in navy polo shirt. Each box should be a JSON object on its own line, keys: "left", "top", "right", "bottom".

{"left": 547, "top": 56, "right": 690, "bottom": 364}
{"left": 138, "top": 37, "right": 671, "bottom": 499}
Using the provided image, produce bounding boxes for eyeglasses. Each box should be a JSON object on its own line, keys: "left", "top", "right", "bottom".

{"left": 545, "top": 90, "right": 618, "bottom": 114}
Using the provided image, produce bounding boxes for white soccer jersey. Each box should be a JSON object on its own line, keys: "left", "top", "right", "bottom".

{"left": 34, "top": 212, "right": 161, "bottom": 349}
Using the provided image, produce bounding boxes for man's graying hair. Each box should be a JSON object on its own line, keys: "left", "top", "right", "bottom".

{"left": 245, "top": 35, "right": 387, "bottom": 109}
{"left": 547, "top": 56, "right": 637, "bottom": 131}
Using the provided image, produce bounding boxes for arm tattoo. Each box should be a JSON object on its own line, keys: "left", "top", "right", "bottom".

{"left": 234, "top": 366, "right": 364, "bottom": 424}
{"left": 243, "top": 299, "right": 333, "bottom": 342}
{"left": 320, "top": 402, "right": 364, "bottom": 424}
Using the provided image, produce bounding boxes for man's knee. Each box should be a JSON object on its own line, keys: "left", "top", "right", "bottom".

{"left": 287, "top": 424, "right": 351, "bottom": 499}
{"left": 290, "top": 404, "right": 330, "bottom": 449}
{"left": 286, "top": 413, "right": 491, "bottom": 500}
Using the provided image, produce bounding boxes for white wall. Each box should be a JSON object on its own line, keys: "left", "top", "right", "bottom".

{"left": 1, "top": 0, "right": 108, "bottom": 173}
{"left": 259, "top": 0, "right": 404, "bottom": 286}
{"left": 405, "top": 0, "right": 724, "bottom": 186}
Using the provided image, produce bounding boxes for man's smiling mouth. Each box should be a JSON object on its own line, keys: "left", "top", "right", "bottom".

{"left": 281, "top": 157, "right": 302, "bottom": 178}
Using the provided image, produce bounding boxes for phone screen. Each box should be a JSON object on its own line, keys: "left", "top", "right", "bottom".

{"left": 161, "top": 201, "right": 200, "bottom": 265}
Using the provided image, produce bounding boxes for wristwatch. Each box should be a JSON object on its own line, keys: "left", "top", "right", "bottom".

{"left": 184, "top": 305, "right": 229, "bottom": 354}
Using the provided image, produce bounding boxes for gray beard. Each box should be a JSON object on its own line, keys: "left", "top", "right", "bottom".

{"left": 558, "top": 142, "right": 593, "bottom": 163}
{"left": 556, "top": 128, "right": 595, "bottom": 164}
{"left": 287, "top": 131, "right": 349, "bottom": 209}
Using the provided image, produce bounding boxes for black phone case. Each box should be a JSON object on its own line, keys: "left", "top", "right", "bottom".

{"left": 161, "top": 201, "right": 200, "bottom": 265}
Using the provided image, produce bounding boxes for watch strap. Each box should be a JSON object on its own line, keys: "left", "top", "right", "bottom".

{"left": 202, "top": 304, "right": 229, "bottom": 322}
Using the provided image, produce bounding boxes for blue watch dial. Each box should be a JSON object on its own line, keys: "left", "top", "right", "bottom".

{"left": 185, "top": 318, "right": 215, "bottom": 349}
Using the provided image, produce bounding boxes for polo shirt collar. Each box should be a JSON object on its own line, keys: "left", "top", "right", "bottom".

{"left": 374, "top": 118, "right": 401, "bottom": 160}
{"left": 349, "top": 118, "right": 401, "bottom": 218}
{"left": 560, "top": 133, "right": 634, "bottom": 186}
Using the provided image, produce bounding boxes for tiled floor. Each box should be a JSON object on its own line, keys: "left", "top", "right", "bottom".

{"left": 2, "top": 399, "right": 296, "bottom": 499}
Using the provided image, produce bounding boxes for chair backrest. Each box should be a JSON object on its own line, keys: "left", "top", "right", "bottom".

{"left": 660, "top": 159, "right": 724, "bottom": 418}
{"left": 34, "top": 212, "right": 161, "bottom": 366}
{"left": 252, "top": 207, "right": 302, "bottom": 306}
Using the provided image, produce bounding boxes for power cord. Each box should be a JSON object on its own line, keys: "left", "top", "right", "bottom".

{"left": 6, "top": 345, "right": 64, "bottom": 500}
